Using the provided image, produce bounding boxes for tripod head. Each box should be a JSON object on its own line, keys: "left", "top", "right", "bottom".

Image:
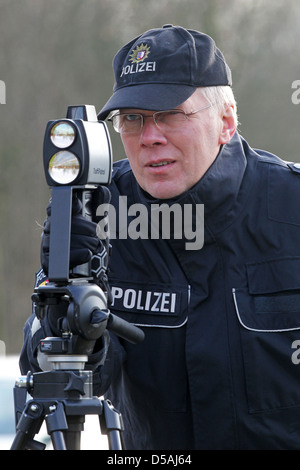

{"left": 32, "top": 281, "right": 144, "bottom": 369}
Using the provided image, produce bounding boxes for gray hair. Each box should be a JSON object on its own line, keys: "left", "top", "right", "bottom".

{"left": 199, "top": 86, "right": 238, "bottom": 125}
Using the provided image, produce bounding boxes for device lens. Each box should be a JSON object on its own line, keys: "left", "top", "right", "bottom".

{"left": 48, "top": 151, "right": 80, "bottom": 184}
{"left": 50, "top": 122, "right": 75, "bottom": 148}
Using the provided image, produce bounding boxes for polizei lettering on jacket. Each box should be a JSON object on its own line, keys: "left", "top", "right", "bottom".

{"left": 120, "top": 61, "right": 156, "bottom": 77}
{"left": 111, "top": 286, "right": 177, "bottom": 315}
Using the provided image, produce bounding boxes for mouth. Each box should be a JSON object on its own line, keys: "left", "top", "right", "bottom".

{"left": 146, "top": 158, "right": 176, "bottom": 171}
{"left": 149, "top": 161, "right": 173, "bottom": 167}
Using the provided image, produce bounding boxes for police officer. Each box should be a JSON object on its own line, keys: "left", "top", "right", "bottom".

{"left": 20, "top": 25, "right": 300, "bottom": 449}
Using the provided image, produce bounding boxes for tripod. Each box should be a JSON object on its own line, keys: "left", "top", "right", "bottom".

{"left": 11, "top": 357, "right": 123, "bottom": 450}
{"left": 11, "top": 282, "right": 144, "bottom": 450}
{"left": 11, "top": 353, "right": 123, "bottom": 450}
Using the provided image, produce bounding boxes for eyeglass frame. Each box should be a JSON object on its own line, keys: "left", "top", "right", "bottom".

{"left": 108, "top": 103, "right": 214, "bottom": 134}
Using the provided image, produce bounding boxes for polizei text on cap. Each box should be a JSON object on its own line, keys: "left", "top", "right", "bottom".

{"left": 120, "top": 61, "right": 156, "bottom": 77}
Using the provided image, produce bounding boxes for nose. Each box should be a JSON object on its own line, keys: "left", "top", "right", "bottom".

{"left": 139, "top": 116, "right": 168, "bottom": 146}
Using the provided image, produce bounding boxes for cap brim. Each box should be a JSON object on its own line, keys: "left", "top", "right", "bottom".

{"left": 97, "top": 83, "right": 197, "bottom": 120}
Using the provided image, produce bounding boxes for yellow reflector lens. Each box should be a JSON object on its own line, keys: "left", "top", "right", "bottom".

{"left": 48, "top": 151, "right": 80, "bottom": 184}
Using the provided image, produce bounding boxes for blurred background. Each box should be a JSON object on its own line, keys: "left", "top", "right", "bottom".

{"left": 1, "top": 0, "right": 300, "bottom": 355}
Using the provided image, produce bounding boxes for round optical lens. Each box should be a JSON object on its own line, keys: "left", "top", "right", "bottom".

{"left": 50, "top": 122, "right": 75, "bottom": 148}
{"left": 48, "top": 151, "right": 80, "bottom": 184}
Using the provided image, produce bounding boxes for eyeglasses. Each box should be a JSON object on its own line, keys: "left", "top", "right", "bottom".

{"left": 108, "top": 103, "right": 214, "bottom": 134}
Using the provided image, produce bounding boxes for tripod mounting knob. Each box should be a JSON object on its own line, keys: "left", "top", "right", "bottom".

{"left": 66, "top": 283, "right": 109, "bottom": 341}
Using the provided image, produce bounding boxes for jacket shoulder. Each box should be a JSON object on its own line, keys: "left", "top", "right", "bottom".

{"left": 262, "top": 155, "right": 300, "bottom": 226}
{"left": 108, "top": 158, "right": 134, "bottom": 201}
{"left": 112, "top": 158, "right": 132, "bottom": 181}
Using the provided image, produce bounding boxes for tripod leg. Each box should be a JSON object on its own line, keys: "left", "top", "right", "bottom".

{"left": 63, "top": 415, "right": 85, "bottom": 450}
{"left": 51, "top": 431, "right": 67, "bottom": 450}
{"left": 46, "top": 405, "right": 85, "bottom": 450}
{"left": 100, "top": 400, "right": 125, "bottom": 450}
{"left": 108, "top": 430, "right": 123, "bottom": 450}
{"left": 10, "top": 401, "right": 45, "bottom": 450}
{"left": 45, "top": 402, "right": 68, "bottom": 450}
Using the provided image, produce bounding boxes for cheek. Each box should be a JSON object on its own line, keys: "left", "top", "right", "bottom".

{"left": 120, "top": 135, "right": 132, "bottom": 155}
{"left": 120, "top": 137, "right": 139, "bottom": 168}
{"left": 183, "top": 131, "right": 219, "bottom": 180}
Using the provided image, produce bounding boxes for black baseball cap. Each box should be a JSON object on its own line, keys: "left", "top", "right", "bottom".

{"left": 98, "top": 24, "right": 232, "bottom": 120}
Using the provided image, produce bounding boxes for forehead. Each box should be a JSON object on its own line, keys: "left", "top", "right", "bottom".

{"left": 120, "top": 89, "right": 205, "bottom": 115}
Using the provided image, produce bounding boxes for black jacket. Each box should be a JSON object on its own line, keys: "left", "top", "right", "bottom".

{"left": 21, "top": 132, "right": 300, "bottom": 449}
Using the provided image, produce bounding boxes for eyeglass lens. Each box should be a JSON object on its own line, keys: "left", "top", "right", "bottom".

{"left": 113, "top": 110, "right": 187, "bottom": 134}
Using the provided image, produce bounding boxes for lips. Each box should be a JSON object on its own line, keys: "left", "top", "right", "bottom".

{"left": 146, "top": 158, "right": 176, "bottom": 169}
{"left": 149, "top": 161, "right": 172, "bottom": 167}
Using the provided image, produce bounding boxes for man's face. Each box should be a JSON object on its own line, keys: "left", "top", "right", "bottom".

{"left": 120, "top": 89, "right": 233, "bottom": 199}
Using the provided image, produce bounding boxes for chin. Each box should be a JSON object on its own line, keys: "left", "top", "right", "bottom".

{"left": 147, "top": 186, "right": 184, "bottom": 200}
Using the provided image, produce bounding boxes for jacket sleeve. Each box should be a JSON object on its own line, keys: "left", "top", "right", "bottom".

{"left": 92, "top": 333, "right": 127, "bottom": 397}
{"left": 19, "top": 313, "right": 45, "bottom": 375}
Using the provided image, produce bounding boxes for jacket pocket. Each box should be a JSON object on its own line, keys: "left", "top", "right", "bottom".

{"left": 233, "top": 257, "right": 300, "bottom": 413}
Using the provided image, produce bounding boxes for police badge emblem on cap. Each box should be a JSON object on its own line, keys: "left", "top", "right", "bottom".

{"left": 130, "top": 44, "right": 151, "bottom": 63}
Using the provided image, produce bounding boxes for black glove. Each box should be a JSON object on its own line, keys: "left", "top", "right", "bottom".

{"left": 91, "top": 186, "right": 112, "bottom": 302}
{"left": 41, "top": 192, "right": 105, "bottom": 276}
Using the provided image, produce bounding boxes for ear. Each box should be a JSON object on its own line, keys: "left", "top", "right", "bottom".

{"left": 218, "top": 105, "right": 237, "bottom": 145}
